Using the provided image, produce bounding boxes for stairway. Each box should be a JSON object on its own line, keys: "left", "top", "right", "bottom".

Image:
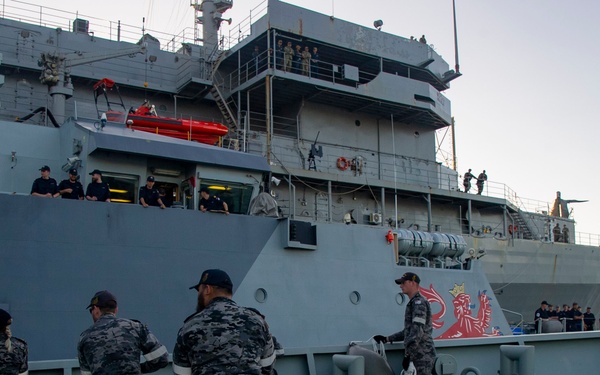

{"left": 210, "top": 84, "right": 237, "bottom": 131}
{"left": 509, "top": 211, "right": 533, "bottom": 240}
{"left": 210, "top": 50, "right": 238, "bottom": 132}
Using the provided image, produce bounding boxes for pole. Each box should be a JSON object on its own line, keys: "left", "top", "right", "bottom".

{"left": 452, "top": 0, "right": 460, "bottom": 74}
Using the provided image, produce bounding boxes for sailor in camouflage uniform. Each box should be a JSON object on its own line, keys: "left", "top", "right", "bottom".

{"left": 173, "top": 269, "right": 276, "bottom": 375}
{"left": 77, "top": 290, "right": 168, "bottom": 375}
{"left": 0, "top": 309, "right": 28, "bottom": 375}
{"left": 374, "top": 272, "right": 436, "bottom": 375}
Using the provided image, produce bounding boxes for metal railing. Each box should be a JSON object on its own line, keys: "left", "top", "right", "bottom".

{"left": 0, "top": 0, "right": 267, "bottom": 52}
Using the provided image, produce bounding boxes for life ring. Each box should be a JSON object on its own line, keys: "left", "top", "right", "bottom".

{"left": 337, "top": 157, "right": 349, "bottom": 170}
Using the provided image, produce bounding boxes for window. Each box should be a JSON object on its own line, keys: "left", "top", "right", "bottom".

{"left": 103, "top": 173, "right": 138, "bottom": 204}
{"left": 199, "top": 179, "right": 254, "bottom": 214}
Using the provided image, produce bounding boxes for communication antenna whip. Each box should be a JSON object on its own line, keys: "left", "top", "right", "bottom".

{"left": 452, "top": 0, "right": 460, "bottom": 74}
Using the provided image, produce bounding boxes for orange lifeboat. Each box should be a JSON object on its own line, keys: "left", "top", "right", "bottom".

{"left": 95, "top": 78, "right": 229, "bottom": 145}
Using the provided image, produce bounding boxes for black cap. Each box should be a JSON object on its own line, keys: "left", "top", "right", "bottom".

{"left": 40, "top": 165, "right": 51, "bottom": 171}
{"left": 395, "top": 272, "right": 420, "bottom": 285}
{"left": 89, "top": 169, "right": 102, "bottom": 176}
{"left": 147, "top": 176, "right": 155, "bottom": 182}
{"left": 86, "top": 290, "right": 118, "bottom": 309}
{"left": 69, "top": 168, "right": 78, "bottom": 176}
{"left": 190, "top": 269, "right": 233, "bottom": 290}
{"left": 0, "top": 309, "right": 11, "bottom": 327}
{"left": 541, "top": 300, "right": 548, "bottom": 305}
{"left": 200, "top": 187, "right": 210, "bottom": 194}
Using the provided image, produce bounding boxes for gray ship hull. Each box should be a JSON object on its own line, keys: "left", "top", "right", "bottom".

{"left": 1, "top": 0, "right": 600, "bottom": 373}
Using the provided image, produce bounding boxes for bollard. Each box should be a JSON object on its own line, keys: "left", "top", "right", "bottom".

{"left": 499, "top": 345, "right": 534, "bottom": 375}
{"left": 333, "top": 354, "right": 365, "bottom": 375}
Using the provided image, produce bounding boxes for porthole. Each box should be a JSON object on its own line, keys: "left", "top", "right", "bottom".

{"left": 255, "top": 288, "right": 268, "bottom": 303}
{"left": 395, "top": 292, "right": 406, "bottom": 305}
{"left": 350, "top": 291, "right": 361, "bottom": 305}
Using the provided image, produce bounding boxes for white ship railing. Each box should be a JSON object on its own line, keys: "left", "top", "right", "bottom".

{"left": 0, "top": 0, "right": 267, "bottom": 52}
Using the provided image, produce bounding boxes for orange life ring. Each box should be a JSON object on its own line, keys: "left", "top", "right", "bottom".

{"left": 337, "top": 157, "right": 349, "bottom": 170}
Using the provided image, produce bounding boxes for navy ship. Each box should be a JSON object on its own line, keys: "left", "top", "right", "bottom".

{"left": 1, "top": 0, "right": 599, "bottom": 373}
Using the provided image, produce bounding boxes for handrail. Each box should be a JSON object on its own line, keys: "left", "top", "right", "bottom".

{"left": 501, "top": 308, "right": 524, "bottom": 329}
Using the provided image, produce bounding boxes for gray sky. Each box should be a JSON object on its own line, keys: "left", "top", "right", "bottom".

{"left": 23, "top": 0, "right": 599, "bottom": 236}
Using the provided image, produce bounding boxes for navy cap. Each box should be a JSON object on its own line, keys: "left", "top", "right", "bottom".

{"left": 86, "top": 290, "right": 118, "bottom": 309}
{"left": 40, "top": 165, "right": 51, "bottom": 171}
{"left": 147, "top": 176, "right": 155, "bottom": 182}
{"left": 69, "top": 168, "right": 78, "bottom": 176}
{"left": 0, "top": 309, "right": 11, "bottom": 327}
{"left": 89, "top": 169, "right": 102, "bottom": 176}
{"left": 541, "top": 300, "right": 548, "bottom": 305}
{"left": 200, "top": 187, "right": 210, "bottom": 194}
{"left": 190, "top": 269, "right": 233, "bottom": 290}
{"left": 395, "top": 272, "right": 420, "bottom": 285}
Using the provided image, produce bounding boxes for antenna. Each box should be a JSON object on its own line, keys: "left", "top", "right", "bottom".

{"left": 452, "top": 0, "right": 460, "bottom": 74}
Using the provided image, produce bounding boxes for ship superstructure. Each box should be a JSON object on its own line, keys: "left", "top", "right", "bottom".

{"left": 0, "top": 1, "right": 600, "bottom": 374}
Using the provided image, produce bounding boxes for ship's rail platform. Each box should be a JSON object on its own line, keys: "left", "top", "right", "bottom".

{"left": 26, "top": 331, "right": 600, "bottom": 375}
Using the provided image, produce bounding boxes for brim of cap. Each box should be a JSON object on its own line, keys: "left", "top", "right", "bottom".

{"left": 394, "top": 278, "right": 406, "bottom": 284}
{"left": 189, "top": 284, "right": 200, "bottom": 290}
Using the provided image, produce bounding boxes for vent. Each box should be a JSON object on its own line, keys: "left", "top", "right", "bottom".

{"left": 73, "top": 19, "right": 89, "bottom": 34}
{"left": 369, "top": 213, "right": 382, "bottom": 225}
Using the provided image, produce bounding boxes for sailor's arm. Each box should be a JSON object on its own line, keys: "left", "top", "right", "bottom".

{"left": 172, "top": 328, "right": 192, "bottom": 375}
{"left": 137, "top": 323, "right": 168, "bottom": 373}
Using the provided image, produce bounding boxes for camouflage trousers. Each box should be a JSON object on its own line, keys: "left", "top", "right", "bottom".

{"left": 413, "top": 357, "right": 435, "bottom": 375}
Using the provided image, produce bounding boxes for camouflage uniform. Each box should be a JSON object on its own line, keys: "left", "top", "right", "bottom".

{"left": 463, "top": 170, "right": 475, "bottom": 193}
{"left": 283, "top": 44, "right": 294, "bottom": 72}
{"left": 77, "top": 313, "right": 168, "bottom": 375}
{"left": 388, "top": 291, "right": 436, "bottom": 375}
{"left": 173, "top": 296, "right": 275, "bottom": 375}
{"left": 0, "top": 333, "right": 28, "bottom": 375}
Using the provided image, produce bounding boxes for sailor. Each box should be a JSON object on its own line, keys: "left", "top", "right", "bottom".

{"left": 199, "top": 187, "right": 229, "bottom": 214}
{"left": 293, "top": 44, "right": 302, "bottom": 74}
{"left": 310, "top": 46, "right": 320, "bottom": 77}
{"left": 301, "top": 46, "right": 311, "bottom": 76}
{"left": 283, "top": 41, "right": 294, "bottom": 72}
{"left": 78, "top": 290, "right": 168, "bottom": 375}
{"left": 139, "top": 176, "right": 166, "bottom": 208}
{"left": 534, "top": 300, "right": 549, "bottom": 333}
{"left": 275, "top": 39, "right": 284, "bottom": 69}
{"left": 562, "top": 224, "right": 569, "bottom": 243}
{"left": 31, "top": 165, "right": 60, "bottom": 198}
{"left": 0, "top": 309, "right": 28, "bottom": 375}
{"left": 552, "top": 223, "right": 561, "bottom": 242}
{"left": 547, "top": 304, "right": 558, "bottom": 320}
{"left": 374, "top": 272, "right": 436, "bottom": 375}
{"left": 58, "top": 168, "right": 85, "bottom": 200}
{"left": 419, "top": 35, "right": 427, "bottom": 44}
{"left": 462, "top": 169, "right": 475, "bottom": 193}
{"left": 583, "top": 307, "right": 595, "bottom": 331}
{"left": 568, "top": 303, "right": 583, "bottom": 331}
{"left": 85, "top": 170, "right": 111, "bottom": 202}
{"left": 476, "top": 170, "right": 487, "bottom": 195}
{"left": 173, "top": 269, "right": 276, "bottom": 375}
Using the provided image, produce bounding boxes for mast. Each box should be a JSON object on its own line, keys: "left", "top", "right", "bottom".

{"left": 452, "top": 0, "right": 460, "bottom": 74}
